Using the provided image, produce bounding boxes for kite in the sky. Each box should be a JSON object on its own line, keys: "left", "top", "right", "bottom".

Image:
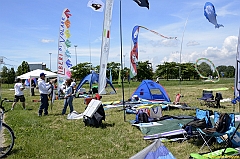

{"left": 204, "top": 2, "right": 224, "bottom": 28}
{"left": 133, "top": 0, "right": 149, "bottom": 9}
{"left": 87, "top": 0, "right": 104, "bottom": 12}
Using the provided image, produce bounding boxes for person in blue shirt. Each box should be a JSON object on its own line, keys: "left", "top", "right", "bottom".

{"left": 62, "top": 79, "right": 74, "bottom": 115}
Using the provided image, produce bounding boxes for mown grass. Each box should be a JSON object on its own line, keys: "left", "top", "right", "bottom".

{"left": 1, "top": 78, "right": 238, "bottom": 159}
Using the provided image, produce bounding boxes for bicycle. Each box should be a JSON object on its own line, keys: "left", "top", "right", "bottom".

{"left": 0, "top": 98, "right": 15, "bottom": 158}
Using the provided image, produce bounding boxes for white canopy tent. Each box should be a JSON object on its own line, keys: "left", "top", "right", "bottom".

{"left": 17, "top": 69, "right": 57, "bottom": 79}
{"left": 17, "top": 69, "right": 57, "bottom": 96}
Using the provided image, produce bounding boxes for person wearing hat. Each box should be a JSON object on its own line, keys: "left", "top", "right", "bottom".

{"left": 11, "top": 78, "right": 26, "bottom": 110}
{"left": 38, "top": 72, "right": 52, "bottom": 116}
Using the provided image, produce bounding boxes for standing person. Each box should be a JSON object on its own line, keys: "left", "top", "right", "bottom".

{"left": 156, "top": 77, "right": 159, "bottom": 83}
{"left": 11, "top": 78, "right": 26, "bottom": 110}
{"left": 38, "top": 73, "right": 52, "bottom": 116}
{"left": 31, "top": 79, "right": 36, "bottom": 96}
{"left": 62, "top": 79, "right": 74, "bottom": 115}
{"left": 70, "top": 79, "right": 76, "bottom": 97}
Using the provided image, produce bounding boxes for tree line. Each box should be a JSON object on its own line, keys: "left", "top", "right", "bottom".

{"left": 0, "top": 60, "right": 235, "bottom": 84}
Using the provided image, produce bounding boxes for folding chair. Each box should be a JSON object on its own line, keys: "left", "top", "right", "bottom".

{"left": 196, "top": 112, "right": 236, "bottom": 152}
{"left": 179, "top": 109, "right": 212, "bottom": 141}
{"left": 197, "top": 90, "right": 215, "bottom": 107}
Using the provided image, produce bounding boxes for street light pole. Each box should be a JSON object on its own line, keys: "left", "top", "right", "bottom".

{"left": 49, "top": 52, "right": 52, "bottom": 71}
{"left": 74, "top": 45, "right": 77, "bottom": 66}
{"left": 123, "top": 53, "right": 127, "bottom": 68}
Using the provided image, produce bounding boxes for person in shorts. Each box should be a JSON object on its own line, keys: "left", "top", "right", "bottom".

{"left": 11, "top": 78, "right": 26, "bottom": 110}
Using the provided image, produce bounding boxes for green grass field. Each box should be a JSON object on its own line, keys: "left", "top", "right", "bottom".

{"left": 0, "top": 78, "right": 239, "bottom": 159}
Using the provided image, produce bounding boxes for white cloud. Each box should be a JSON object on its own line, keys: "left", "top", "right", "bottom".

{"left": 41, "top": 39, "right": 54, "bottom": 43}
{"left": 187, "top": 40, "right": 200, "bottom": 46}
{"left": 160, "top": 36, "right": 238, "bottom": 67}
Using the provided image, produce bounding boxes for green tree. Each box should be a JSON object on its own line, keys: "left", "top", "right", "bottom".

{"left": 0, "top": 66, "right": 8, "bottom": 83}
{"left": 71, "top": 62, "right": 92, "bottom": 80}
{"left": 16, "top": 61, "right": 30, "bottom": 76}
{"left": 136, "top": 61, "right": 153, "bottom": 81}
{"left": 8, "top": 67, "right": 16, "bottom": 84}
{"left": 0, "top": 66, "right": 16, "bottom": 84}
{"left": 197, "top": 62, "right": 212, "bottom": 78}
{"left": 106, "top": 62, "right": 121, "bottom": 81}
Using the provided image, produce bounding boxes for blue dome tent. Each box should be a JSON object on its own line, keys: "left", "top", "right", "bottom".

{"left": 76, "top": 71, "right": 116, "bottom": 94}
{"left": 132, "top": 80, "right": 170, "bottom": 102}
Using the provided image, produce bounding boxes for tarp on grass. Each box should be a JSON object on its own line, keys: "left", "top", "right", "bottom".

{"left": 130, "top": 139, "right": 176, "bottom": 159}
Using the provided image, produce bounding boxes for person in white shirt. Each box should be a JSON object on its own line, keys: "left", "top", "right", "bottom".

{"left": 11, "top": 78, "right": 25, "bottom": 110}
{"left": 70, "top": 79, "right": 76, "bottom": 96}
{"left": 156, "top": 77, "right": 159, "bottom": 83}
{"left": 38, "top": 73, "right": 52, "bottom": 116}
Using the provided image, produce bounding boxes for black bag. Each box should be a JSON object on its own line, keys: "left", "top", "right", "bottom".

{"left": 83, "top": 112, "right": 102, "bottom": 128}
{"left": 137, "top": 112, "right": 149, "bottom": 123}
{"left": 183, "top": 118, "right": 207, "bottom": 129}
{"left": 215, "top": 113, "right": 229, "bottom": 133}
{"left": 202, "top": 113, "right": 230, "bottom": 134}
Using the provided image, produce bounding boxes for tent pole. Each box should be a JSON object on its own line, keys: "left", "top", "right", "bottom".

{"left": 119, "top": 0, "right": 125, "bottom": 122}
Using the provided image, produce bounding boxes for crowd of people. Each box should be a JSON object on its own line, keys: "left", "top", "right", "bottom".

{"left": 11, "top": 72, "right": 77, "bottom": 116}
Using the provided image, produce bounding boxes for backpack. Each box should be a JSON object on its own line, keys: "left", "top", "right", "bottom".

{"left": 136, "top": 112, "right": 149, "bottom": 123}
{"left": 183, "top": 118, "right": 207, "bottom": 129}
{"left": 215, "top": 113, "right": 229, "bottom": 133}
{"left": 202, "top": 113, "right": 229, "bottom": 134}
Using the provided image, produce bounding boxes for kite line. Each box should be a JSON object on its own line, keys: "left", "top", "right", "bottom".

{"left": 139, "top": 26, "right": 177, "bottom": 39}
{"left": 195, "top": 58, "right": 220, "bottom": 83}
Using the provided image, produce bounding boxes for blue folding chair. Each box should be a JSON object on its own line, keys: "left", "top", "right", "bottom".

{"left": 197, "top": 90, "right": 214, "bottom": 107}
{"left": 179, "top": 109, "right": 213, "bottom": 141}
{"left": 197, "top": 112, "right": 236, "bottom": 152}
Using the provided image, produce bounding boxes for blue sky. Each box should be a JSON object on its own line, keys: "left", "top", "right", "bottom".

{"left": 0, "top": 0, "right": 240, "bottom": 71}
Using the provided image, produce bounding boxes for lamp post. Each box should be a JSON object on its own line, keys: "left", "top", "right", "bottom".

{"left": 123, "top": 53, "right": 127, "bottom": 68}
{"left": 49, "top": 52, "right": 52, "bottom": 71}
{"left": 74, "top": 45, "right": 77, "bottom": 66}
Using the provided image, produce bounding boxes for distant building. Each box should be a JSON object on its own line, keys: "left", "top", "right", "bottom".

{"left": 28, "top": 62, "right": 46, "bottom": 71}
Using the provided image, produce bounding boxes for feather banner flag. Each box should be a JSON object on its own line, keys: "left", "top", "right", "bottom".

{"left": 98, "top": 0, "right": 114, "bottom": 95}
{"left": 87, "top": 0, "right": 104, "bottom": 12}
{"left": 133, "top": 0, "right": 149, "bottom": 9}
{"left": 57, "top": 8, "right": 73, "bottom": 91}
{"left": 130, "top": 25, "right": 139, "bottom": 78}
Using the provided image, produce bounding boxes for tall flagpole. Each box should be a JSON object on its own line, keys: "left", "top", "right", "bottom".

{"left": 119, "top": 0, "right": 125, "bottom": 121}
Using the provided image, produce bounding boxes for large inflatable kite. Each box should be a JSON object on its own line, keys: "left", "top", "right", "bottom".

{"left": 204, "top": 2, "right": 224, "bottom": 28}
{"left": 129, "top": 26, "right": 177, "bottom": 78}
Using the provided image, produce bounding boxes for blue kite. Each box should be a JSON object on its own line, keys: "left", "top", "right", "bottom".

{"left": 204, "top": 2, "right": 223, "bottom": 28}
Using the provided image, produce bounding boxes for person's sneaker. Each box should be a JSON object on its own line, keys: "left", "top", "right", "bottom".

{"left": 11, "top": 108, "right": 14, "bottom": 110}
{"left": 38, "top": 114, "right": 42, "bottom": 117}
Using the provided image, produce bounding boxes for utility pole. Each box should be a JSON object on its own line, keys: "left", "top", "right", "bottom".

{"left": 49, "top": 53, "right": 52, "bottom": 70}
{"left": 74, "top": 45, "right": 77, "bottom": 66}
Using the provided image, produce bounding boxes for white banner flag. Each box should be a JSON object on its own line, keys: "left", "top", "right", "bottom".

{"left": 98, "top": 0, "right": 114, "bottom": 95}
{"left": 57, "top": 8, "right": 73, "bottom": 91}
{"left": 235, "top": 29, "right": 240, "bottom": 98}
